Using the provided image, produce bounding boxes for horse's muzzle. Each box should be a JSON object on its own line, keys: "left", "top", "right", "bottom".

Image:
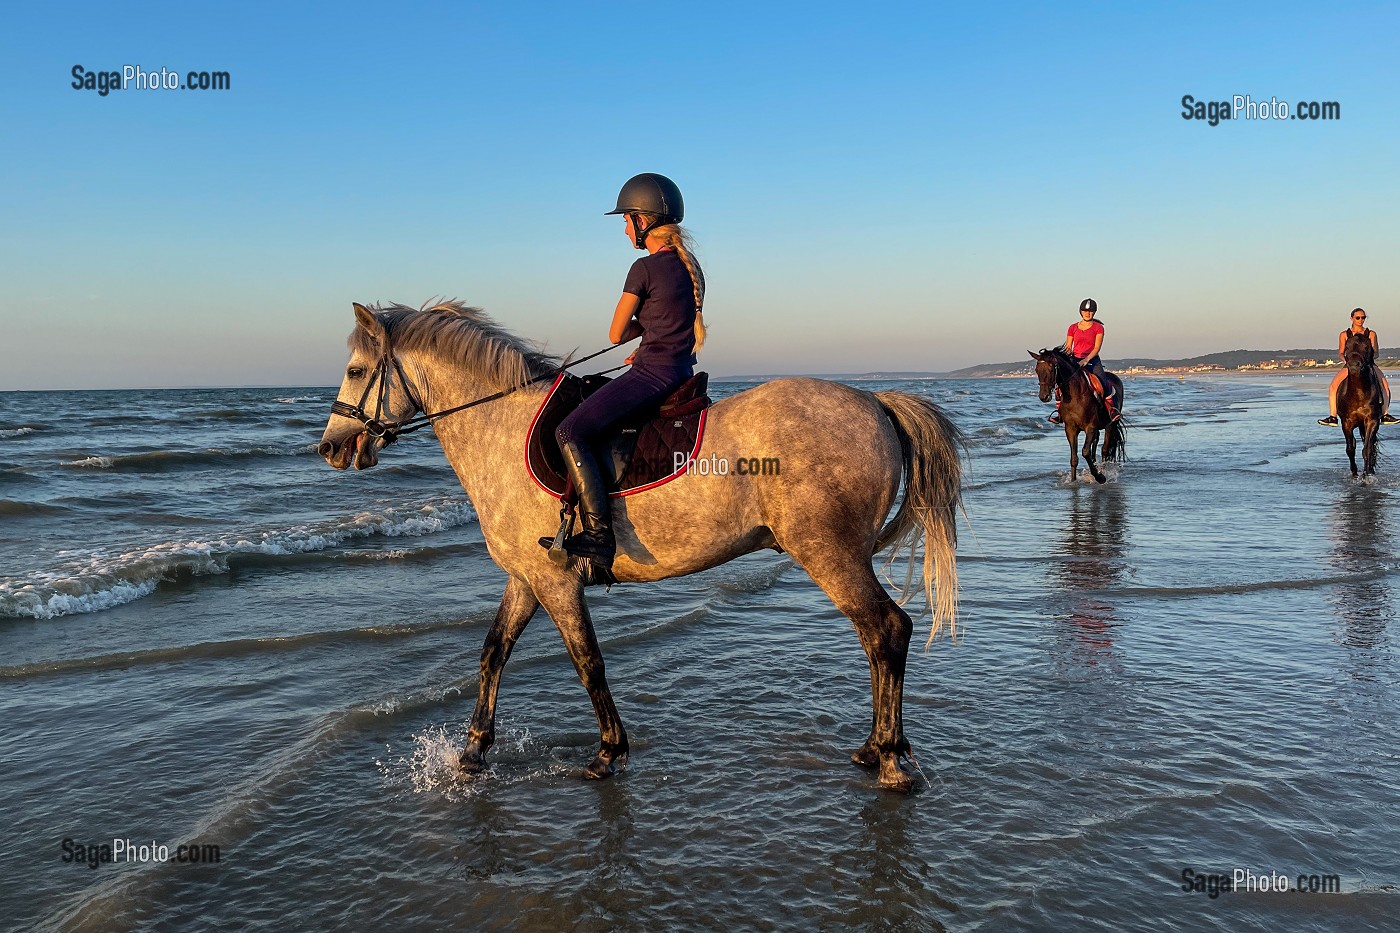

{"left": 320, "top": 433, "right": 379, "bottom": 471}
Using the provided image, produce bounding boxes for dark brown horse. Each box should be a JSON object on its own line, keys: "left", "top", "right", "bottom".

{"left": 1029, "top": 347, "right": 1125, "bottom": 483}
{"left": 1338, "top": 330, "right": 1383, "bottom": 476}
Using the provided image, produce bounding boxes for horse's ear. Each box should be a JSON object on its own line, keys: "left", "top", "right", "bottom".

{"left": 1027, "top": 350, "right": 1040, "bottom": 360}
{"left": 353, "top": 302, "right": 384, "bottom": 340}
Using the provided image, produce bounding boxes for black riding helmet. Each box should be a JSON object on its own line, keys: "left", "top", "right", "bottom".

{"left": 606, "top": 173, "right": 684, "bottom": 249}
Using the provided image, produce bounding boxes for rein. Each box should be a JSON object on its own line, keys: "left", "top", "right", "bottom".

{"left": 1041, "top": 350, "right": 1076, "bottom": 391}
{"left": 330, "top": 339, "right": 627, "bottom": 444}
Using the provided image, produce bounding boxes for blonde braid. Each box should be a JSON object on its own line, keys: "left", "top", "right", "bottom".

{"left": 648, "top": 223, "right": 707, "bottom": 354}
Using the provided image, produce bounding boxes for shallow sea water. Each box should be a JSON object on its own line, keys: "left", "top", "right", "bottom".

{"left": 2, "top": 374, "right": 1397, "bottom": 931}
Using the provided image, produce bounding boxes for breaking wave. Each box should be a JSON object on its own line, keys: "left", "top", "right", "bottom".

{"left": 0, "top": 497, "right": 476, "bottom": 619}
{"left": 60, "top": 445, "right": 318, "bottom": 472}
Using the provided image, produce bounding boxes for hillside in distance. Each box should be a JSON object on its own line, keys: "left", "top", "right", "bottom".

{"left": 945, "top": 348, "right": 1400, "bottom": 379}
{"left": 718, "top": 349, "right": 1400, "bottom": 382}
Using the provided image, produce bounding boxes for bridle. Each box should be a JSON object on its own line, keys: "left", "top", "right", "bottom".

{"left": 1343, "top": 331, "right": 1375, "bottom": 375}
{"left": 1036, "top": 350, "right": 1065, "bottom": 393}
{"left": 329, "top": 332, "right": 623, "bottom": 444}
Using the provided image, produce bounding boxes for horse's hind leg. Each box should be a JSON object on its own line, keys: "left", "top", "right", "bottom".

{"left": 534, "top": 576, "right": 629, "bottom": 779}
{"left": 461, "top": 575, "right": 540, "bottom": 773}
{"left": 1083, "top": 429, "right": 1105, "bottom": 483}
{"left": 789, "top": 548, "right": 916, "bottom": 792}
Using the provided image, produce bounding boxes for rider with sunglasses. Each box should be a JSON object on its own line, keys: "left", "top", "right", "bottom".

{"left": 1318, "top": 308, "right": 1399, "bottom": 426}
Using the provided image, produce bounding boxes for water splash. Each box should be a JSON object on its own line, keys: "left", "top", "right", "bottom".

{"left": 375, "top": 725, "right": 562, "bottom": 801}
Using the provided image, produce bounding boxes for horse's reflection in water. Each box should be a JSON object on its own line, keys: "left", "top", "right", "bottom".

{"left": 461, "top": 793, "right": 515, "bottom": 882}
{"left": 831, "top": 795, "right": 956, "bottom": 931}
{"left": 458, "top": 783, "right": 641, "bottom": 928}
{"left": 577, "top": 783, "right": 639, "bottom": 900}
{"left": 1050, "top": 484, "right": 1128, "bottom": 664}
{"left": 1328, "top": 487, "right": 1395, "bottom": 673}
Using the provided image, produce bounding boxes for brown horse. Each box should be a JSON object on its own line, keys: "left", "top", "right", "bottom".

{"left": 319, "top": 301, "right": 963, "bottom": 791}
{"left": 1029, "top": 347, "right": 1125, "bottom": 483}
{"left": 1338, "top": 330, "right": 1383, "bottom": 476}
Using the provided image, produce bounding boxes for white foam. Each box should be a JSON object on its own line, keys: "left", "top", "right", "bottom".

{"left": 0, "top": 427, "right": 36, "bottom": 437}
{"left": 0, "top": 496, "right": 476, "bottom": 619}
{"left": 375, "top": 724, "right": 552, "bottom": 800}
{"left": 64, "top": 456, "right": 113, "bottom": 469}
{"left": 343, "top": 548, "right": 413, "bottom": 561}
{"left": 273, "top": 395, "right": 322, "bottom": 404}
{"left": 4, "top": 578, "right": 160, "bottom": 619}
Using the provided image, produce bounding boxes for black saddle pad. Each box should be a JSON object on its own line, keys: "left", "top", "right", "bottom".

{"left": 526, "top": 372, "right": 711, "bottom": 498}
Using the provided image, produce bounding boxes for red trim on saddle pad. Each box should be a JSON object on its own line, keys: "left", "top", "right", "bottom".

{"left": 614, "top": 408, "right": 707, "bottom": 498}
{"left": 524, "top": 373, "right": 570, "bottom": 498}
{"left": 523, "top": 374, "right": 710, "bottom": 500}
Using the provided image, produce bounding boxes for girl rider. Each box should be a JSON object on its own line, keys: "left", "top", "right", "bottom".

{"left": 543, "top": 173, "right": 706, "bottom": 572}
{"left": 1049, "top": 298, "right": 1106, "bottom": 424}
{"left": 1318, "top": 307, "right": 1399, "bottom": 426}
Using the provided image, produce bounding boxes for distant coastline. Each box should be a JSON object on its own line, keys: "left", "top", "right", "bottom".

{"left": 721, "top": 348, "right": 1400, "bottom": 382}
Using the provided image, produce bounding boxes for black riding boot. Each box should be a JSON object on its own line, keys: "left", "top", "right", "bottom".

{"left": 556, "top": 440, "right": 615, "bottom": 570}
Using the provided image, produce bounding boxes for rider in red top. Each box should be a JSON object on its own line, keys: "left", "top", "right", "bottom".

{"left": 1067, "top": 315, "right": 1104, "bottom": 360}
{"left": 1049, "top": 298, "right": 1108, "bottom": 424}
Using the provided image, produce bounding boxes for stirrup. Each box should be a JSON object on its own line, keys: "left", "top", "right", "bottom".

{"left": 540, "top": 506, "right": 574, "bottom": 564}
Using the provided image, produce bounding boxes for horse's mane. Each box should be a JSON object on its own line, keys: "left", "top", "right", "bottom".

{"left": 351, "top": 299, "right": 563, "bottom": 391}
{"left": 1040, "top": 346, "right": 1074, "bottom": 362}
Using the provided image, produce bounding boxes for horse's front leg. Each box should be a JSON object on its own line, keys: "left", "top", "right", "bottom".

{"left": 1345, "top": 428, "right": 1359, "bottom": 477}
{"left": 460, "top": 575, "right": 540, "bottom": 773}
{"left": 1065, "top": 425, "right": 1079, "bottom": 482}
{"left": 535, "top": 577, "right": 629, "bottom": 779}
{"left": 1083, "top": 428, "right": 1105, "bottom": 484}
{"left": 1364, "top": 423, "right": 1379, "bottom": 475}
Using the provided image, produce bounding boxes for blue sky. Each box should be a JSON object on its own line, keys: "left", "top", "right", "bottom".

{"left": 1, "top": 1, "right": 1396, "bottom": 389}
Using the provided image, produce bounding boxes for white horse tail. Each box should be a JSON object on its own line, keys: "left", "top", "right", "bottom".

{"left": 873, "top": 391, "right": 964, "bottom": 646}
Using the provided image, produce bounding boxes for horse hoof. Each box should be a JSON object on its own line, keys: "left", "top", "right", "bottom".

{"left": 458, "top": 751, "right": 488, "bottom": 775}
{"left": 582, "top": 761, "right": 614, "bottom": 780}
{"left": 582, "top": 746, "right": 628, "bottom": 780}
{"left": 582, "top": 755, "right": 619, "bottom": 780}
{"left": 877, "top": 764, "right": 915, "bottom": 793}
{"left": 851, "top": 742, "right": 879, "bottom": 769}
{"left": 1094, "top": 473, "right": 1107, "bottom": 484}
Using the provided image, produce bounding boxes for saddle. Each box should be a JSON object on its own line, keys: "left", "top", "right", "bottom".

{"left": 1083, "top": 370, "right": 1124, "bottom": 421}
{"left": 525, "top": 372, "right": 711, "bottom": 499}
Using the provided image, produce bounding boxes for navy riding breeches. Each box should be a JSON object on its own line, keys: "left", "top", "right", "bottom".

{"left": 1079, "top": 355, "right": 1107, "bottom": 386}
{"left": 556, "top": 359, "right": 694, "bottom": 449}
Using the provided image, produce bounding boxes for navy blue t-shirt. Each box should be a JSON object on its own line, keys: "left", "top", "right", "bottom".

{"left": 622, "top": 249, "right": 697, "bottom": 366}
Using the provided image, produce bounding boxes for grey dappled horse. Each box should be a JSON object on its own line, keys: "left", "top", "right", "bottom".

{"left": 319, "top": 301, "right": 962, "bottom": 791}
